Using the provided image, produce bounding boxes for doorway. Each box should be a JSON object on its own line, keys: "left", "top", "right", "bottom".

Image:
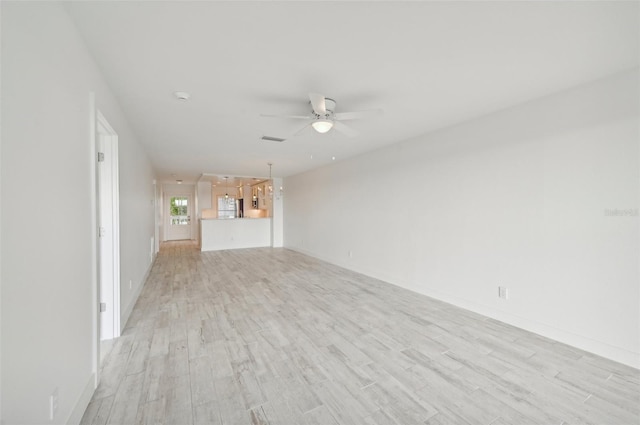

{"left": 96, "top": 111, "right": 120, "bottom": 343}
{"left": 166, "top": 194, "right": 192, "bottom": 240}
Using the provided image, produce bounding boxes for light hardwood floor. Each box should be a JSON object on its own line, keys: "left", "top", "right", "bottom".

{"left": 81, "top": 241, "right": 639, "bottom": 425}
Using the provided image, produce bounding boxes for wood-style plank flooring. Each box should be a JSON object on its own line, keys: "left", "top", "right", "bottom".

{"left": 81, "top": 241, "right": 640, "bottom": 425}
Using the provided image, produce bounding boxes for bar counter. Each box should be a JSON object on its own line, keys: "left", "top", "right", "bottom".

{"left": 200, "top": 218, "right": 271, "bottom": 252}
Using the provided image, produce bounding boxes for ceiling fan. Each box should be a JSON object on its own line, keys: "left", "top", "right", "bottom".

{"left": 261, "top": 93, "right": 381, "bottom": 138}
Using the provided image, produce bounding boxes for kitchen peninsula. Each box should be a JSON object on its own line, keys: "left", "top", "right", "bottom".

{"left": 200, "top": 217, "right": 271, "bottom": 251}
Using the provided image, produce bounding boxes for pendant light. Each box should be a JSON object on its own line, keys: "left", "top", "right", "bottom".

{"left": 224, "top": 177, "right": 229, "bottom": 200}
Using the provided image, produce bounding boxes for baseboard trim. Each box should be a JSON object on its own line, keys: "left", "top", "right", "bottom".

{"left": 286, "top": 245, "right": 640, "bottom": 370}
{"left": 66, "top": 373, "right": 96, "bottom": 425}
{"left": 120, "top": 254, "right": 156, "bottom": 333}
{"left": 406, "top": 283, "right": 640, "bottom": 370}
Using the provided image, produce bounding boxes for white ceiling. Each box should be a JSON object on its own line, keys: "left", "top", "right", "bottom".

{"left": 64, "top": 1, "right": 639, "bottom": 183}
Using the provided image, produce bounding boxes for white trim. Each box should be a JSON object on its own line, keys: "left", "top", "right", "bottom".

{"left": 153, "top": 180, "right": 160, "bottom": 255}
{"left": 65, "top": 373, "right": 96, "bottom": 425}
{"left": 88, "top": 93, "right": 99, "bottom": 389}
{"left": 96, "top": 111, "right": 121, "bottom": 339}
{"left": 120, "top": 256, "right": 155, "bottom": 332}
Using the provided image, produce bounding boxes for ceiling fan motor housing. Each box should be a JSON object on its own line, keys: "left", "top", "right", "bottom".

{"left": 312, "top": 97, "right": 336, "bottom": 118}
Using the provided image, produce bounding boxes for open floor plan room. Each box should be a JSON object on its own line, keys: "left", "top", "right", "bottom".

{"left": 2, "top": 2, "right": 638, "bottom": 424}
{"left": 81, "top": 242, "right": 639, "bottom": 425}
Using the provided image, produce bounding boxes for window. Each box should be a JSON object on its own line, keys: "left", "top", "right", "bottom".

{"left": 170, "top": 196, "right": 189, "bottom": 225}
{"left": 218, "top": 196, "right": 236, "bottom": 219}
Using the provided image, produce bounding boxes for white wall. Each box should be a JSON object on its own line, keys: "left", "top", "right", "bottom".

{"left": 1, "top": 3, "right": 156, "bottom": 424}
{"left": 118, "top": 135, "right": 156, "bottom": 331}
{"left": 284, "top": 69, "right": 639, "bottom": 368}
{"left": 196, "top": 181, "right": 212, "bottom": 216}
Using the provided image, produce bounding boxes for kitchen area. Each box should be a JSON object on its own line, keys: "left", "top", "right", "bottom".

{"left": 196, "top": 175, "right": 283, "bottom": 251}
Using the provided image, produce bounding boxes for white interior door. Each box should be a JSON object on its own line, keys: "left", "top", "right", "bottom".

{"left": 96, "top": 112, "right": 120, "bottom": 341}
{"left": 167, "top": 194, "right": 192, "bottom": 240}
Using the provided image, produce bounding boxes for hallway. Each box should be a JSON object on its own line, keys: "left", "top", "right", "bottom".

{"left": 81, "top": 242, "right": 639, "bottom": 425}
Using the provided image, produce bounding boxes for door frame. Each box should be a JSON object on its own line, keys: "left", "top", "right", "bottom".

{"left": 96, "top": 111, "right": 121, "bottom": 341}
{"left": 165, "top": 192, "right": 194, "bottom": 241}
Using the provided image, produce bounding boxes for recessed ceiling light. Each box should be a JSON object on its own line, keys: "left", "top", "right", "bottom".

{"left": 174, "top": 91, "right": 190, "bottom": 101}
{"left": 176, "top": 179, "right": 183, "bottom": 184}
{"left": 332, "top": 156, "right": 336, "bottom": 161}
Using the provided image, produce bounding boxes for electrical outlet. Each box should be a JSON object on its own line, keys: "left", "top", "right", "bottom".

{"left": 50, "top": 388, "right": 59, "bottom": 421}
{"left": 498, "top": 286, "right": 509, "bottom": 300}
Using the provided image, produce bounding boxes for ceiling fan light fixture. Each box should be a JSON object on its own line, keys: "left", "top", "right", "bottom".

{"left": 311, "top": 119, "right": 334, "bottom": 134}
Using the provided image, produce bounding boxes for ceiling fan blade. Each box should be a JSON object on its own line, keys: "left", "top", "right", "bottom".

{"left": 308, "top": 93, "right": 327, "bottom": 116}
{"left": 333, "top": 121, "right": 358, "bottom": 138}
{"left": 260, "top": 113, "right": 313, "bottom": 120}
{"left": 293, "top": 123, "right": 311, "bottom": 137}
{"left": 334, "top": 109, "right": 383, "bottom": 121}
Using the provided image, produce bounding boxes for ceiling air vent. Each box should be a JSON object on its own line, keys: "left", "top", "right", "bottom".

{"left": 261, "top": 136, "right": 286, "bottom": 142}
